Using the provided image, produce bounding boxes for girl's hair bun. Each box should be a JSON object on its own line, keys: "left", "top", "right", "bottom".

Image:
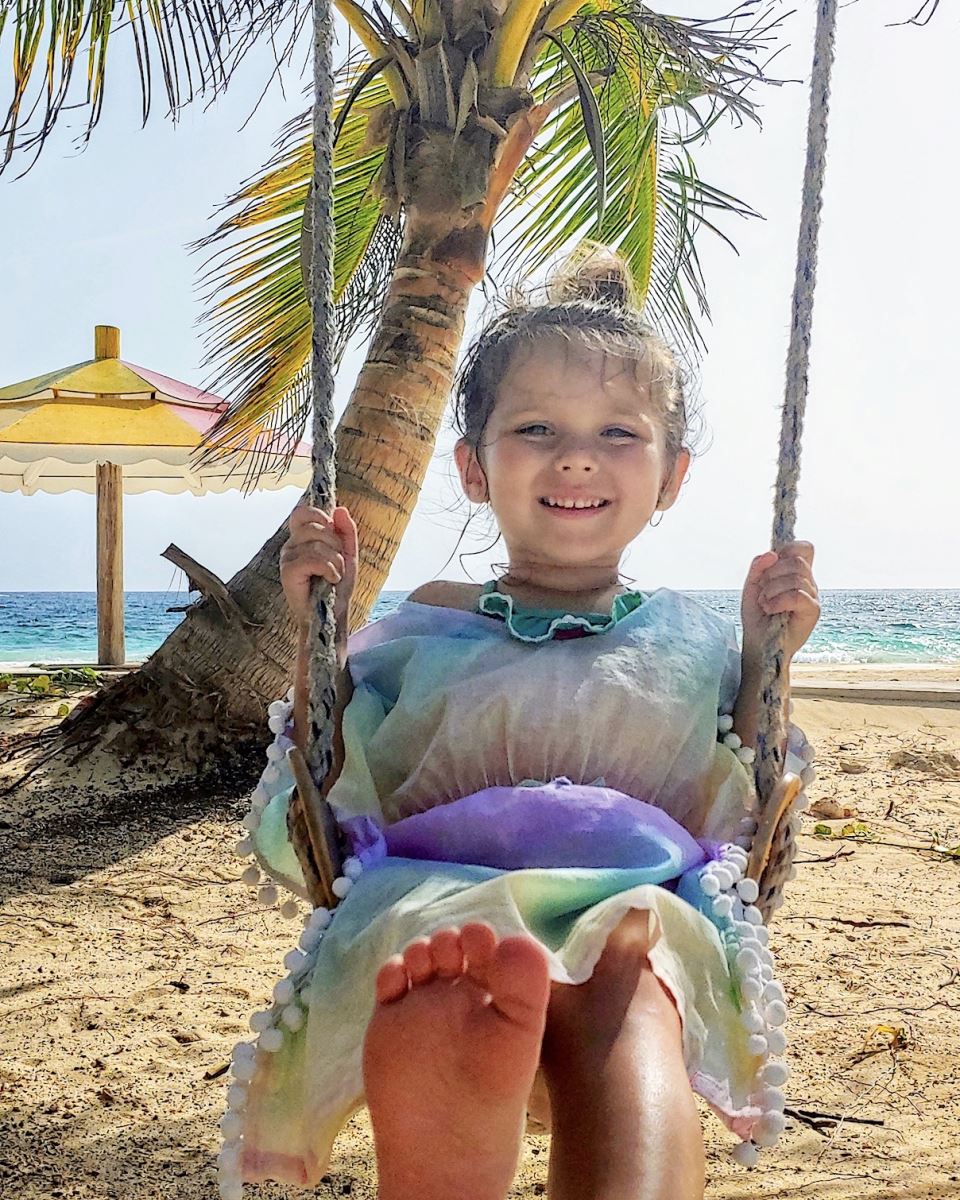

{"left": 547, "top": 242, "right": 636, "bottom": 311}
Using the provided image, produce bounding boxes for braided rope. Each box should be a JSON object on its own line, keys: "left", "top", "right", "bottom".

{"left": 753, "top": 0, "right": 838, "bottom": 916}
{"left": 286, "top": 0, "right": 342, "bottom": 908}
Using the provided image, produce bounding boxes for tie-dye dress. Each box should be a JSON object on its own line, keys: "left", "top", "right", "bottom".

{"left": 221, "top": 588, "right": 807, "bottom": 1191}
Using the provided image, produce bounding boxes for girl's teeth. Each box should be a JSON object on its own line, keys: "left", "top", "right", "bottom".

{"left": 544, "top": 498, "right": 605, "bottom": 509}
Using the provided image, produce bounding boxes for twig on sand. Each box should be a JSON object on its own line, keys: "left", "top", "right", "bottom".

{"left": 781, "top": 915, "right": 910, "bottom": 929}
{"left": 794, "top": 846, "right": 855, "bottom": 865}
{"left": 785, "top": 1105, "right": 884, "bottom": 1136}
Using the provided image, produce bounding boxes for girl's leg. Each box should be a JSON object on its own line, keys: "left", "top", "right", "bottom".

{"left": 541, "top": 910, "right": 705, "bottom": 1200}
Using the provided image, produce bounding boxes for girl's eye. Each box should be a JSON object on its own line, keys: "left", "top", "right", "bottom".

{"left": 602, "top": 427, "right": 638, "bottom": 439}
{"left": 516, "top": 424, "right": 551, "bottom": 436}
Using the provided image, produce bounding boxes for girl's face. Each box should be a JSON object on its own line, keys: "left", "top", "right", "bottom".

{"left": 455, "top": 339, "right": 690, "bottom": 571}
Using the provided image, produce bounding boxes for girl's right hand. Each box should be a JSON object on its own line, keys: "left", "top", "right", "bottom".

{"left": 280, "top": 504, "right": 358, "bottom": 631}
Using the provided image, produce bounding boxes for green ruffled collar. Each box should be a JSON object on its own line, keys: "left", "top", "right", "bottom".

{"left": 476, "top": 581, "right": 646, "bottom": 643}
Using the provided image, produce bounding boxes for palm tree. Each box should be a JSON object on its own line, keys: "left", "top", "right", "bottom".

{"left": 2, "top": 0, "right": 782, "bottom": 772}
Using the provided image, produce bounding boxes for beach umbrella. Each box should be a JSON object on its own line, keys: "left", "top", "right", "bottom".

{"left": 0, "top": 325, "right": 311, "bottom": 666}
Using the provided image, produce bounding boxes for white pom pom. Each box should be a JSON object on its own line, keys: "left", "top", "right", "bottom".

{"left": 700, "top": 873, "right": 720, "bottom": 898}
{"left": 739, "top": 817, "right": 758, "bottom": 834}
{"left": 259, "top": 1027, "right": 283, "bottom": 1053}
{"left": 736, "top": 878, "right": 760, "bottom": 904}
{"left": 249, "top": 1010, "right": 273, "bottom": 1033}
{"left": 801, "top": 765, "right": 816, "bottom": 786}
{"left": 763, "top": 980, "right": 785, "bottom": 1005}
{"left": 231, "top": 1041, "right": 255, "bottom": 1063}
{"left": 240, "top": 865, "right": 261, "bottom": 887}
{"left": 268, "top": 700, "right": 287, "bottom": 719}
{"left": 280, "top": 899, "right": 300, "bottom": 920}
{"left": 257, "top": 885, "right": 278, "bottom": 908}
{"left": 218, "top": 1179, "right": 243, "bottom": 1200}
{"left": 724, "top": 860, "right": 744, "bottom": 885}
{"left": 267, "top": 714, "right": 285, "bottom": 735}
{"left": 724, "top": 844, "right": 748, "bottom": 865}
{"left": 241, "top": 811, "right": 261, "bottom": 833}
{"left": 281, "top": 1004, "right": 304, "bottom": 1031}
{"left": 743, "top": 905, "right": 763, "bottom": 927}
{"left": 230, "top": 1058, "right": 255, "bottom": 1083}
{"left": 251, "top": 785, "right": 269, "bottom": 809}
{"left": 342, "top": 856, "right": 363, "bottom": 880}
{"left": 266, "top": 742, "right": 284, "bottom": 763}
{"left": 766, "top": 1028, "right": 787, "bottom": 1055}
{"left": 220, "top": 1111, "right": 243, "bottom": 1141}
{"left": 713, "top": 865, "right": 734, "bottom": 891}
{"left": 761, "top": 1061, "right": 789, "bottom": 1087}
{"left": 741, "top": 977, "right": 763, "bottom": 1003}
{"left": 717, "top": 713, "right": 735, "bottom": 734}
{"left": 233, "top": 838, "right": 253, "bottom": 858}
{"left": 285, "top": 685, "right": 295, "bottom": 703}
{"left": 753, "top": 1111, "right": 786, "bottom": 1146}
{"left": 754, "top": 924, "right": 770, "bottom": 946}
{"left": 759, "top": 1086, "right": 786, "bottom": 1113}
{"left": 723, "top": 732, "right": 742, "bottom": 751}
{"left": 765, "top": 1000, "right": 788, "bottom": 1027}
{"left": 308, "top": 906, "right": 332, "bottom": 930}
{"left": 712, "top": 894, "right": 734, "bottom": 918}
{"left": 736, "top": 947, "right": 759, "bottom": 974}
{"left": 218, "top": 1142, "right": 241, "bottom": 1172}
{"left": 735, "top": 835, "right": 753, "bottom": 850}
{"left": 747, "top": 1033, "right": 768, "bottom": 1056}
{"left": 283, "top": 949, "right": 306, "bottom": 972}
{"left": 226, "top": 1084, "right": 248, "bottom": 1111}
{"left": 737, "top": 746, "right": 756, "bottom": 765}
{"left": 731, "top": 1141, "right": 759, "bottom": 1169}
{"left": 299, "top": 926, "right": 321, "bottom": 953}
{"left": 800, "top": 741, "right": 816, "bottom": 764}
{"left": 273, "top": 978, "right": 295, "bottom": 1006}
{"left": 331, "top": 876, "right": 354, "bottom": 899}
{"left": 741, "top": 1006, "right": 765, "bottom": 1034}
{"left": 793, "top": 791, "right": 811, "bottom": 813}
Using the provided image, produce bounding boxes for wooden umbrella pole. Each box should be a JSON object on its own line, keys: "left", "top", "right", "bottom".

{"left": 95, "top": 461, "right": 125, "bottom": 666}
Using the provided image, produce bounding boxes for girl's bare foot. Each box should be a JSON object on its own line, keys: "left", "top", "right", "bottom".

{"left": 363, "top": 923, "right": 550, "bottom": 1200}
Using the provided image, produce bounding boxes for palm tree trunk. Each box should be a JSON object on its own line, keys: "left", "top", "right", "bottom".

{"left": 54, "top": 212, "right": 486, "bottom": 774}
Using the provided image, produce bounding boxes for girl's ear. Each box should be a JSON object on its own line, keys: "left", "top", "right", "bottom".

{"left": 454, "top": 438, "right": 489, "bottom": 503}
{"left": 657, "top": 447, "right": 692, "bottom": 512}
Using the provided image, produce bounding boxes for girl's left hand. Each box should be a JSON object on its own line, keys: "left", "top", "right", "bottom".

{"left": 741, "top": 541, "right": 820, "bottom": 665}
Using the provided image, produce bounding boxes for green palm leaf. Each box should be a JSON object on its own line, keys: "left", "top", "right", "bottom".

{"left": 194, "top": 65, "right": 397, "bottom": 471}
{"left": 0, "top": 0, "right": 298, "bottom": 171}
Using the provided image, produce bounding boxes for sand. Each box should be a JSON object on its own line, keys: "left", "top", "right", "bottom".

{"left": 1, "top": 666, "right": 958, "bottom": 1199}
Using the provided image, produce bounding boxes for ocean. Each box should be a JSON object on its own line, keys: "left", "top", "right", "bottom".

{"left": 1, "top": 589, "right": 958, "bottom": 668}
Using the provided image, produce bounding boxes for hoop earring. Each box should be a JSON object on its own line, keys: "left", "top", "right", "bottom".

{"left": 649, "top": 510, "right": 664, "bottom": 528}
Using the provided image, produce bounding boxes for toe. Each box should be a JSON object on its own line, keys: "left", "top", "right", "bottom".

{"left": 429, "top": 928, "right": 464, "bottom": 979}
{"left": 375, "top": 956, "right": 410, "bottom": 1004}
{"left": 487, "top": 937, "right": 551, "bottom": 1030}
{"left": 460, "top": 923, "right": 497, "bottom": 990}
{"left": 402, "top": 938, "right": 437, "bottom": 986}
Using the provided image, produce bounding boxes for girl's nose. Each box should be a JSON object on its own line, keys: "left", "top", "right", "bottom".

{"left": 556, "top": 439, "right": 598, "bottom": 473}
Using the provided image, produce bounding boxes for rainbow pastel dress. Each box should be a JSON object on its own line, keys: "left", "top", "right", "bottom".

{"left": 222, "top": 587, "right": 809, "bottom": 1191}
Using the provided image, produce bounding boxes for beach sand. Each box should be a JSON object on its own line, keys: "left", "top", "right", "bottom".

{"left": 1, "top": 666, "right": 958, "bottom": 1199}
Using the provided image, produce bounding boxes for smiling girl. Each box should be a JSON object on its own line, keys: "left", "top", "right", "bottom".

{"left": 229, "top": 253, "right": 820, "bottom": 1200}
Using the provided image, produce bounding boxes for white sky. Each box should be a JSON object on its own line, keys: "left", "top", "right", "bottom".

{"left": 1, "top": 0, "right": 957, "bottom": 596}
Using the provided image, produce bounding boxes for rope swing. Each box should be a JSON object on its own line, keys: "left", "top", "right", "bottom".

{"left": 289, "top": 0, "right": 841, "bottom": 919}
{"left": 748, "top": 0, "right": 839, "bottom": 917}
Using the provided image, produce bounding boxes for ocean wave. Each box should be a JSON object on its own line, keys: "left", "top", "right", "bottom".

{"left": 794, "top": 648, "right": 960, "bottom": 664}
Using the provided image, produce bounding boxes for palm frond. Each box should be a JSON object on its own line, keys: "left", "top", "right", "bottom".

{"left": 195, "top": 64, "right": 398, "bottom": 473}
{"left": 0, "top": 0, "right": 311, "bottom": 173}
{"left": 495, "top": 2, "right": 774, "bottom": 356}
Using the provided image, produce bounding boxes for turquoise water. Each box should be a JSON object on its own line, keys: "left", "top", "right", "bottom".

{"left": 1, "top": 589, "right": 958, "bottom": 667}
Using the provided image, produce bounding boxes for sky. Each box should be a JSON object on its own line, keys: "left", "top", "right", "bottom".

{"left": 1, "top": 0, "right": 958, "bottom": 597}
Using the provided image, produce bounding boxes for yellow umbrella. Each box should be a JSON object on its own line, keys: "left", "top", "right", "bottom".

{"left": 0, "top": 325, "right": 311, "bottom": 665}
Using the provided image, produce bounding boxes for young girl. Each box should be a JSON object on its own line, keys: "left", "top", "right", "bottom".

{"left": 221, "top": 257, "right": 820, "bottom": 1200}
